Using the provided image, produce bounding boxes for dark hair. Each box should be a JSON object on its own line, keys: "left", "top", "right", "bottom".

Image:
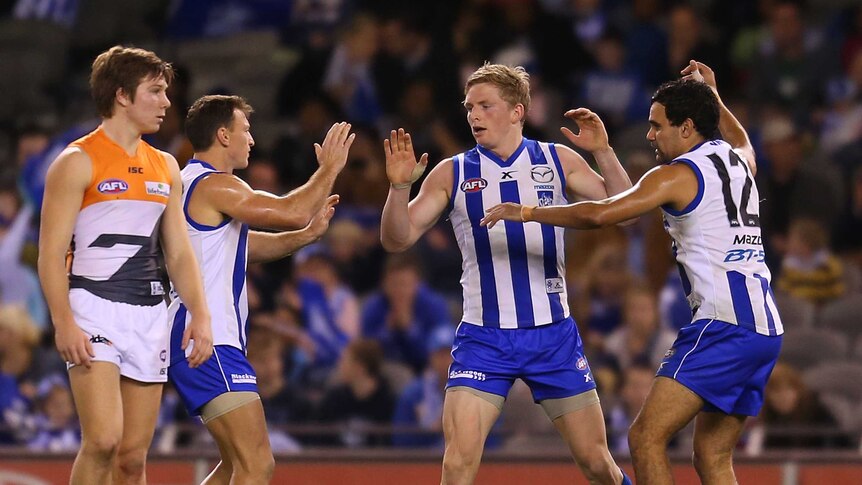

{"left": 185, "top": 95, "right": 254, "bottom": 151}
{"left": 90, "top": 46, "right": 174, "bottom": 118}
{"left": 651, "top": 79, "right": 719, "bottom": 139}
{"left": 346, "top": 338, "right": 385, "bottom": 377}
{"left": 383, "top": 251, "right": 423, "bottom": 277}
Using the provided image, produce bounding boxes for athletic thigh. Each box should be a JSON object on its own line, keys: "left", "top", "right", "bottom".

{"left": 552, "top": 401, "right": 612, "bottom": 459}
{"left": 205, "top": 398, "right": 271, "bottom": 465}
{"left": 69, "top": 362, "right": 124, "bottom": 443}
{"left": 442, "top": 389, "right": 502, "bottom": 452}
{"left": 631, "top": 376, "right": 704, "bottom": 442}
{"left": 693, "top": 411, "right": 747, "bottom": 456}
{"left": 118, "top": 377, "right": 164, "bottom": 452}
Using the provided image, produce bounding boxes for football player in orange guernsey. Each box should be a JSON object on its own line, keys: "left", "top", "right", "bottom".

{"left": 38, "top": 46, "right": 212, "bottom": 485}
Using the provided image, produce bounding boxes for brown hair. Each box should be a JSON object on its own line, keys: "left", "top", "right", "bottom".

{"left": 788, "top": 217, "right": 829, "bottom": 252}
{"left": 464, "top": 62, "right": 531, "bottom": 122}
{"left": 185, "top": 95, "right": 254, "bottom": 151}
{"left": 90, "top": 45, "right": 174, "bottom": 118}
{"left": 346, "top": 338, "right": 385, "bottom": 377}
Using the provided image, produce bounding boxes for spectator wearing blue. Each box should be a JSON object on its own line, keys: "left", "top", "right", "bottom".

{"left": 27, "top": 373, "right": 80, "bottom": 452}
{"left": 361, "top": 252, "right": 453, "bottom": 373}
{"left": 392, "top": 325, "right": 453, "bottom": 448}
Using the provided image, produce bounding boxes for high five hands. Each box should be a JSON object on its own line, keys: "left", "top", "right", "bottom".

{"left": 384, "top": 128, "right": 429, "bottom": 189}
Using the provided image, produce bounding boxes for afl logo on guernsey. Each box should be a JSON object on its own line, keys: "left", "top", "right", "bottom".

{"left": 98, "top": 179, "right": 129, "bottom": 194}
{"left": 460, "top": 178, "right": 488, "bottom": 193}
{"left": 531, "top": 166, "right": 554, "bottom": 183}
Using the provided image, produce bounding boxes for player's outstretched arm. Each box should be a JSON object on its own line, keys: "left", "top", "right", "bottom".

{"left": 38, "top": 148, "right": 95, "bottom": 368}
{"left": 481, "top": 164, "right": 696, "bottom": 229}
{"left": 247, "top": 194, "right": 339, "bottom": 263}
{"left": 203, "top": 122, "right": 355, "bottom": 231}
{"left": 160, "top": 152, "right": 212, "bottom": 368}
{"left": 681, "top": 60, "right": 757, "bottom": 174}
{"left": 380, "top": 128, "right": 451, "bottom": 252}
{"left": 195, "top": 123, "right": 354, "bottom": 231}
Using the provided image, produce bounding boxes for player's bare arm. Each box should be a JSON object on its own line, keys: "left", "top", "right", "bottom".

{"left": 37, "top": 148, "right": 95, "bottom": 368}
{"left": 380, "top": 128, "right": 452, "bottom": 252}
{"left": 681, "top": 60, "right": 757, "bottom": 174}
{"left": 558, "top": 108, "right": 633, "bottom": 200}
{"left": 197, "top": 122, "right": 354, "bottom": 231}
{"left": 160, "top": 151, "right": 213, "bottom": 368}
{"left": 247, "top": 194, "right": 339, "bottom": 264}
{"left": 482, "top": 163, "right": 697, "bottom": 229}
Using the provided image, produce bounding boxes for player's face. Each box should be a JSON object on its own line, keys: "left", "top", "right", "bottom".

{"left": 646, "top": 102, "right": 684, "bottom": 163}
{"left": 126, "top": 75, "right": 170, "bottom": 134}
{"left": 464, "top": 83, "right": 522, "bottom": 149}
{"left": 226, "top": 109, "right": 254, "bottom": 169}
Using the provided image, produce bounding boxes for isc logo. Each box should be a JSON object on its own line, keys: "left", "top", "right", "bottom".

{"left": 97, "top": 179, "right": 129, "bottom": 194}
{"left": 460, "top": 178, "right": 488, "bottom": 193}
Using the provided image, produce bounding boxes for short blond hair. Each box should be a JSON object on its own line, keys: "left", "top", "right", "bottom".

{"left": 465, "top": 63, "right": 531, "bottom": 120}
{"left": 0, "top": 305, "right": 40, "bottom": 347}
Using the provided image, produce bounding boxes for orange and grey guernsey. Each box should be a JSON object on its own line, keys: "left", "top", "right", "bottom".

{"left": 67, "top": 127, "right": 172, "bottom": 306}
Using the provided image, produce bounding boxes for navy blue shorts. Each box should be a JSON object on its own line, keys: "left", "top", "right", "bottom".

{"left": 168, "top": 345, "right": 258, "bottom": 416}
{"left": 447, "top": 317, "right": 595, "bottom": 402}
{"left": 657, "top": 319, "right": 782, "bottom": 416}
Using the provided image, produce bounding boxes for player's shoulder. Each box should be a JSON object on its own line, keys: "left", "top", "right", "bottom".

{"left": 48, "top": 146, "right": 93, "bottom": 177}
{"left": 192, "top": 170, "right": 249, "bottom": 197}
{"left": 426, "top": 157, "right": 455, "bottom": 182}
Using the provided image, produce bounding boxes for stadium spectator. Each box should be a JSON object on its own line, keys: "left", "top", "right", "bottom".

{"left": 314, "top": 338, "right": 395, "bottom": 447}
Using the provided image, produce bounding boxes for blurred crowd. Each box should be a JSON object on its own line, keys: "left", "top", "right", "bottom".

{"left": 1, "top": 0, "right": 861, "bottom": 456}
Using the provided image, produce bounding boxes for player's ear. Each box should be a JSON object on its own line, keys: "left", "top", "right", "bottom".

{"left": 115, "top": 87, "right": 130, "bottom": 108}
{"left": 216, "top": 126, "right": 230, "bottom": 147}
{"left": 512, "top": 103, "right": 525, "bottom": 124}
{"left": 681, "top": 118, "right": 696, "bottom": 139}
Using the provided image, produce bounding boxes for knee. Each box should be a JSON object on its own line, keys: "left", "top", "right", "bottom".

{"left": 257, "top": 453, "right": 275, "bottom": 480}
{"left": 627, "top": 420, "right": 649, "bottom": 452}
{"left": 574, "top": 449, "right": 617, "bottom": 484}
{"left": 628, "top": 417, "right": 666, "bottom": 453}
{"left": 692, "top": 443, "right": 732, "bottom": 474}
{"left": 441, "top": 445, "right": 481, "bottom": 480}
{"left": 116, "top": 447, "right": 148, "bottom": 479}
{"left": 233, "top": 452, "right": 274, "bottom": 482}
{"left": 80, "top": 435, "right": 121, "bottom": 463}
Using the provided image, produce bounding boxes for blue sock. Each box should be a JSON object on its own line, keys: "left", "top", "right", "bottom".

{"left": 620, "top": 468, "right": 632, "bottom": 485}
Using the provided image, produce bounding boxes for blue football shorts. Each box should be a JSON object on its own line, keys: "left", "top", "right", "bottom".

{"left": 657, "top": 318, "right": 782, "bottom": 416}
{"left": 169, "top": 344, "right": 258, "bottom": 416}
{"left": 446, "top": 317, "right": 596, "bottom": 402}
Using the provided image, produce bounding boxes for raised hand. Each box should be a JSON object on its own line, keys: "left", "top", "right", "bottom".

{"left": 306, "top": 194, "right": 340, "bottom": 240}
{"left": 681, "top": 60, "right": 718, "bottom": 93}
{"left": 560, "top": 108, "right": 610, "bottom": 154}
{"left": 314, "top": 122, "right": 356, "bottom": 173}
{"left": 480, "top": 202, "right": 524, "bottom": 229}
{"left": 384, "top": 128, "right": 429, "bottom": 189}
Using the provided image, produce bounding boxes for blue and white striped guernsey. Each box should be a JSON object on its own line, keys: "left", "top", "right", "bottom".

{"left": 449, "top": 138, "right": 570, "bottom": 329}
{"left": 167, "top": 159, "right": 250, "bottom": 365}
{"left": 662, "top": 140, "right": 784, "bottom": 337}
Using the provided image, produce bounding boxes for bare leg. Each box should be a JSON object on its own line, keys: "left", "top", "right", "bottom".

{"left": 628, "top": 377, "right": 703, "bottom": 485}
{"left": 552, "top": 402, "right": 623, "bottom": 485}
{"left": 68, "top": 362, "right": 123, "bottom": 485}
{"left": 440, "top": 390, "right": 502, "bottom": 485}
{"left": 204, "top": 398, "right": 274, "bottom": 484}
{"left": 201, "top": 432, "right": 233, "bottom": 485}
{"left": 692, "top": 412, "right": 747, "bottom": 485}
{"left": 113, "top": 378, "right": 163, "bottom": 485}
